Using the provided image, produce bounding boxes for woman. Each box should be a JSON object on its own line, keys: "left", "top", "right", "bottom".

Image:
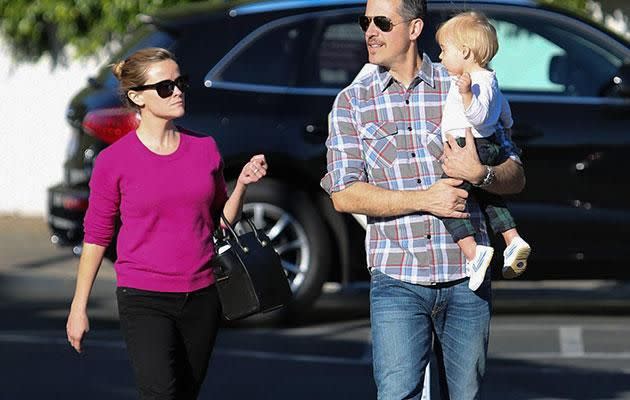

{"left": 66, "top": 47, "right": 267, "bottom": 399}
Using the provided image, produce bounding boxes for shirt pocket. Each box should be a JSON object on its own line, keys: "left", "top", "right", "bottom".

{"left": 359, "top": 121, "right": 398, "bottom": 169}
{"left": 421, "top": 121, "right": 444, "bottom": 162}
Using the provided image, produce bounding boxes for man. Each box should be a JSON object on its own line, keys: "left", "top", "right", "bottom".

{"left": 320, "top": 0, "right": 525, "bottom": 398}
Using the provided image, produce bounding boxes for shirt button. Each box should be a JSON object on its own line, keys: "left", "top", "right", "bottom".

{"left": 407, "top": 127, "right": 412, "bottom": 131}
{"left": 427, "top": 234, "right": 432, "bottom": 239}
{"left": 417, "top": 178, "right": 421, "bottom": 184}
{"left": 411, "top": 152, "right": 416, "bottom": 157}
{"left": 405, "top": 100, "right": 410, "bottom": 105}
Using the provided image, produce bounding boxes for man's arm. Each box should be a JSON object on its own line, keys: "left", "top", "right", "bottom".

{"left": 322, "top": 88, "right": 470, "bottom": 219}
{"left": 442, "top": 129, "right": 525, "bottom": 195}
{"left": 485, "top": 158, "right": 525, "bottom": 195}
{"left": 331, "top": 179, "right": 470, "bottom": 218}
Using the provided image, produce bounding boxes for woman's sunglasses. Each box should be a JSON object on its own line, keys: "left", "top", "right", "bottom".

{"left": 130, "top": 75, "right": 189, "bottom": 98}
{"left": 358, "top": 16, "right": 411, "bottom": 33}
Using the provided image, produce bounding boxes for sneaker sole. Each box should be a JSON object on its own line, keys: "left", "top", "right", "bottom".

{"left": 502, "top": 246, "right": 531, "bottom": 279}
{"left": 468, "top": 248, "right": 494, "bottom": 291}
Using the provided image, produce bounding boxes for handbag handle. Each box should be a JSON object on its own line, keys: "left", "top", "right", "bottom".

{"left": 219, "top": 212, "right": 269, "bottom": 253}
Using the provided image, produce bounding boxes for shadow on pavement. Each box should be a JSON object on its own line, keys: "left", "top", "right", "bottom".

{"left": 1, "top": 264, "right": 630, "bottom": 399}
{"left": 13, "top": 254, "right": 76, "bottom": 269}
{"left": 493, "top": 280, "right": 630, "bottom": 315}
{"left": 483, "top": 357, "right": 630, "bottom": 399}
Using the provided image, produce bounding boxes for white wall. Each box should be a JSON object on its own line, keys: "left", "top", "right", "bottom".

{"left": 0, "top": 40, "right": 101, "bottom": 216}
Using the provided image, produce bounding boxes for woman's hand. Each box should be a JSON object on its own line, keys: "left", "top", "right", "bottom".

{"left": 66, "top": 307, "right": 89, "bottom": 353}
{"left": 237, "top": 154, "right": 267, "bottom": 186}
{"left": 222, "top": 154, "right": 268, "bottom": 225}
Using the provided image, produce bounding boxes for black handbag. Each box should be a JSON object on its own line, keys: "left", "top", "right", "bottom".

{"left": 211, "top": 213, "right": 293, "bottom": 320}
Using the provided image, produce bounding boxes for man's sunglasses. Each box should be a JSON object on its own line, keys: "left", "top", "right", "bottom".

{"left": 130, "top": 75, "right": 189, "bottom": 98}
{"left": 358, "top": 16, "right": 411, "bottom": 33}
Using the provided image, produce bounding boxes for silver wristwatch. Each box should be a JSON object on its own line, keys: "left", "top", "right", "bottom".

{"left": 475, "top": 165, "right": 495, "bottom": 187}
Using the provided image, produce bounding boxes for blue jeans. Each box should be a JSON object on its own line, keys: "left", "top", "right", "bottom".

{"left": 370, "top": 269, "right": 491, "bottom": 400}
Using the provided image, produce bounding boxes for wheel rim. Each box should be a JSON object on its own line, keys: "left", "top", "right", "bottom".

{"left": 240, "top": 202, "right": 310, "bottom": 294}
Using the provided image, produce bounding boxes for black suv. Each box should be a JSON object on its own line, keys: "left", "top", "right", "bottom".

{"left": 48, "top": 0, "right": 630, "bottom": 314}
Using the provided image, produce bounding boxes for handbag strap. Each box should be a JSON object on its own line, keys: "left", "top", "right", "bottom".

{"left": 219, "top": 212, "right": 268, "bottom": 253}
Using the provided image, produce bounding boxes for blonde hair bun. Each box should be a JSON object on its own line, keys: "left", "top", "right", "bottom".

{"left": 111, "top": 60, "right": 126, "bottom": 81}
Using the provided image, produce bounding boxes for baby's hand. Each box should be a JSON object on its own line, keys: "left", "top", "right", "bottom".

{"left": 456, "top": 73, "right": 472, "bottom": 95}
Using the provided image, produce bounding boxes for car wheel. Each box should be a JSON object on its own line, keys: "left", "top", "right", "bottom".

{"left": 234, "top": 178, "right": 331, "bottom": 316}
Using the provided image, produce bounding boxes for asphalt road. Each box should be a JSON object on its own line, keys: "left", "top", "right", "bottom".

{"left": 1, "top": 215, "right": 630, "bottom": 399}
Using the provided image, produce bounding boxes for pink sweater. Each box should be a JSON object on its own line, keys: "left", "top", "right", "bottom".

{"left": 83, "top": 130, "right": 228, "bottom": 292}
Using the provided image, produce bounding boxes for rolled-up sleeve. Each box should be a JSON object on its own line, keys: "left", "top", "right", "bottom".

{"left": 320, "top": 90, "right": 366, "bottom": 195}
{"left": 83, "top": 155, "right": 120, "bottom": 247}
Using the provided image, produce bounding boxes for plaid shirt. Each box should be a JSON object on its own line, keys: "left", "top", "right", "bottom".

{"left": 320, "top": 55, "right": 520, "bottom": 284}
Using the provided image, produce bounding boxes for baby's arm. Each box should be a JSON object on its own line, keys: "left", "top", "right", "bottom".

{"left": 457, "top": 73, "right": 474, "bottom": 109}
{"left": 458, "top": 73, "right": 498, "bottom": 127}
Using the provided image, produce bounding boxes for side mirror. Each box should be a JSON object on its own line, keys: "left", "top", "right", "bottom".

{"left": 600, "top": 63, "right": 630, "bottom": 98}
{"left": 87, "top": 76, "right": 102, "bottom": 89}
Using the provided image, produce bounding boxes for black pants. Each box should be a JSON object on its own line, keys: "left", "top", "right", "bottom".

{"left": 117, "top": 285, "right": 221, "bottom": 400}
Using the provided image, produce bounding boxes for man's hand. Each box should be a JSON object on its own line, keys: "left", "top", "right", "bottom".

{"left": 422, "top": 178, "right": 470, "bottom": 218}
{"left": 442, "top": 129, "right": 486, "bottom": 184}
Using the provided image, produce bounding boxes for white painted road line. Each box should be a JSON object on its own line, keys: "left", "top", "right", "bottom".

{"left": 559, "top": 326, "right": 585, "bottom": 357}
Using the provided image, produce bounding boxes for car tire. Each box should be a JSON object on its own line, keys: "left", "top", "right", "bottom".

{"left": 232, "top": 178, "right": 331, "bottom": 319}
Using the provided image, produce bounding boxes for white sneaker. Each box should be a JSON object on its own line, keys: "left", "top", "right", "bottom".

{"left": 467, "top": 245, "right": 494, "bottom": 291}
{"left": 502, "top": 237, "right": 531, "bottom": 279}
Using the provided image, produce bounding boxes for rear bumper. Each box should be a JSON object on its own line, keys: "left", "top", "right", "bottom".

{"left": 47, "top": 183, "right": 88, "bottom": 247}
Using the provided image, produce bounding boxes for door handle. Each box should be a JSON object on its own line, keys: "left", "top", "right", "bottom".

{"left": 304, "top": 124, "right": 327, "bottom": 136}
{"left": 575, "top": 152, "right": 604, "bottom": 172}
{"left": 510, "top": 125, "right": 543, "bottom": 142}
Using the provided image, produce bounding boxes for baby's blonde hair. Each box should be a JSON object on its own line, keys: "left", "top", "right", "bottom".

{"left": 435, "top": 11, "right": 498, "bottom": 67}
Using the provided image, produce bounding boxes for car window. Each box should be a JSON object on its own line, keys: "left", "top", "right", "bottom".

{"left": 306, "top": 19, "right": 366, "bottom": 87}
{"left": 300, "top": 12, "right": 440, "bottom": 89}
{"left": 219, "top": 20, "right": 313, "bottom": 87}
{"left": 488, "top": 13, "right": 623, "bottom": 97}
{"left": 173, "top": 22, "right": 241, "bottom": 88}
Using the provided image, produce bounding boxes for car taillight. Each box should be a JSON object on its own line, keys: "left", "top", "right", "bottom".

{"left": 51, "top": 192, "right": 89, "bottom": 211}
{"left": 82, "top": 108, "right": 140, "bottom": 144}
{"left": 63, "top": 197, "right": 89, "bottom": 211}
